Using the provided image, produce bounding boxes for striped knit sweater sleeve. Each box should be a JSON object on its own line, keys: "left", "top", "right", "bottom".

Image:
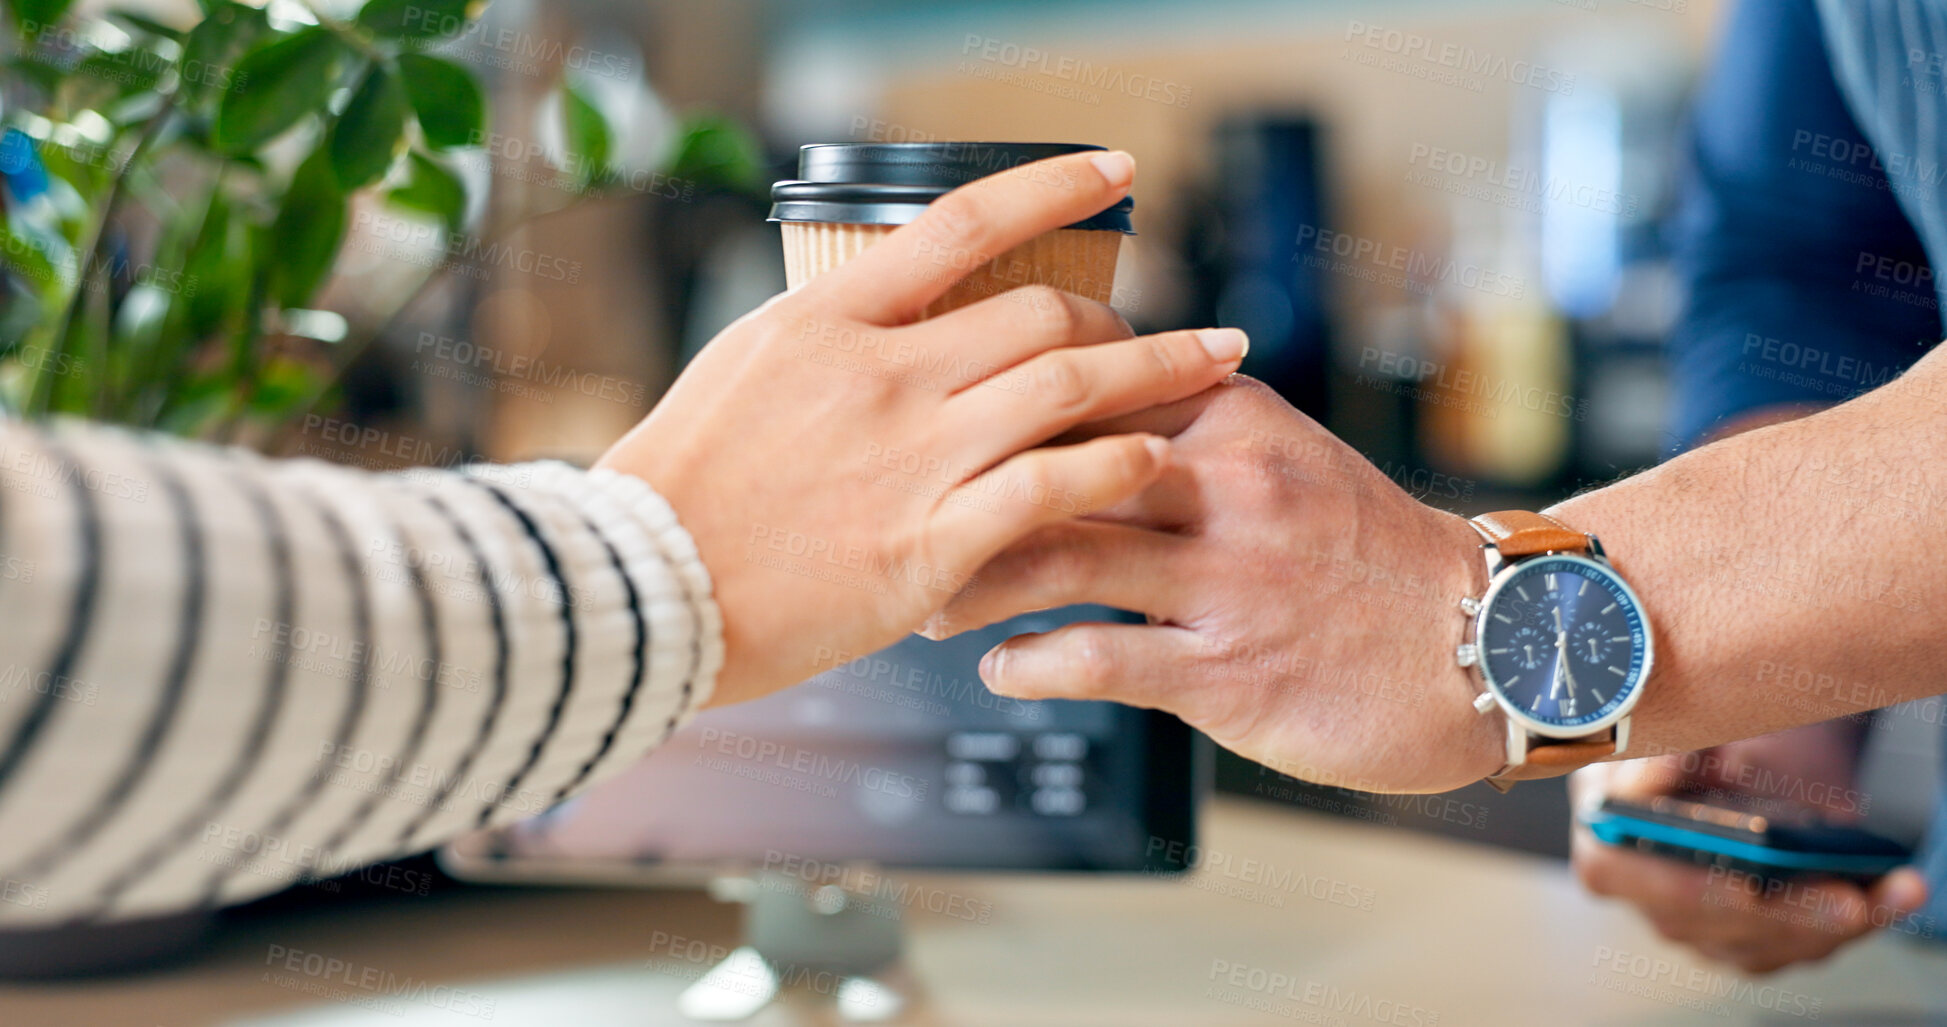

{"left": 0, "top": 416, "right": 723, "bottom": 925}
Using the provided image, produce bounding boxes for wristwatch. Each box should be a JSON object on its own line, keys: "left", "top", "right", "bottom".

{"left": 1455, "top": 511, "right": 1653, "bottom": 792}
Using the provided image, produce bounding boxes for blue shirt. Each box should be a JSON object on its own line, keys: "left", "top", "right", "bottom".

{"left": 1674, "top": 0, "right": 1947, "bottom": 930}
{"left": 1669, "top": 0, "right": 1940, "bottom": 451}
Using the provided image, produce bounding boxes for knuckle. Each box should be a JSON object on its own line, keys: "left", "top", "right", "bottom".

{"left": 1019, "top": 285, "right": 1076, "bottom": 328}
{"left": 1032, "top": 353, "right": 1093, "bottom": 413}
{"left": 1061, "top": 628, "right": 1119, "bottom": 696}
{"left": 995, "top": 457, "right": 1060, "bottom": 523}
{"left": 916, "top": 192, "right": 991, "bottom": 259}
{"left": 1225, "top": 373, "right": 1278, "bottom": 402}
{"left": 1144, "top": 335, "right": 1185, "bottom": 383}
{"left": 1107, "top": 435, "right": 1151, "bottom": 485}
{"left": 1025, "top": 536, "right": 1088, "bottom": 605}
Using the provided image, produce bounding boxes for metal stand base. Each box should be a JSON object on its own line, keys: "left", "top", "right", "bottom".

{"left": 677, "top": 872, "right": 910, "bottom": 1022}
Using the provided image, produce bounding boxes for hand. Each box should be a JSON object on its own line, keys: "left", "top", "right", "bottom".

{"left": 1570, "top": 723, "right": 1929, "bottom": 974}
{"left": 926, "top": 376, "right": 1503, "bottom": 792}
{"left": 597, "top": 151, "right": 1249, "bottom": 706}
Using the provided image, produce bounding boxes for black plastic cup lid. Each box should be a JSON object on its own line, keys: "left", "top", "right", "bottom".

{"left": 770, "top": 142, "right": 1134, "bottom": 233}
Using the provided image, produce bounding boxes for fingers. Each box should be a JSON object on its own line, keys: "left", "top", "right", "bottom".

{"left": 978, "top": 621, "right": 1203, "bottom": 711}
{"left": 1573, "top": 832, "right": 1708, "bottom": 914}
{"left": 1691, "top": 875, "right": 1880, "bottom": 974}
{"left": 948, "top": 327, "right": 1248, "bottom": 468}
{"left": 927, "top": 434, "right": 1170, "bottom": 576}
{"left": 1870, "top": 866, "right": 1930, "bottom": 921}
{"left": 1601, "top": 753, "right": 1694, "bottom": 801}
{"left": 1575, "top": 821, "right": 1924, "bottom": 974}
{"left": 1052, "top": 383, "right": 1229, "bottom": 445}
{"left": 921, "top": 284, "right": 1134, "bottom": 372}
{"left": 921, "top": 521, "right": 1193, "bottom": 640}
{"left": 1572, "top": 750, "right": 1924, "bottom": 975}
{"left": 817, "top": 150, "right": 1137, "bottom": 325}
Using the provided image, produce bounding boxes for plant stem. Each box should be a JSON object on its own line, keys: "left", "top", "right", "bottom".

{"left": 293, "top": 0, "right": 385, "bottom": 62}
{"left": 26, "top": 92, "right": 175, "bottom": 417}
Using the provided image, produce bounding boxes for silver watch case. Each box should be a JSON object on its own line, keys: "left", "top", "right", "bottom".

{"left": 1456, "top": 537, "right": 1652, "bottom": 753}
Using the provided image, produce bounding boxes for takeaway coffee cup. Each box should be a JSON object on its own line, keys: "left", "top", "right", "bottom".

{"left": 769, "top": 142, "right": 1135, "bottom": 317}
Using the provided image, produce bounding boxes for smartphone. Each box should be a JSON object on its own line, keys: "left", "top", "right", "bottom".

{"left": 1581, "top": 795, "right": 1911, "bottom": 885}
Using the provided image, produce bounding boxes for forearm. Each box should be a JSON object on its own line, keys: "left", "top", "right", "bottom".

{"left": 1550, "top": 346, "right": 1947, "bottom": 760}
{"left": 0, "top": 418, "right": 721, "bottom": 924}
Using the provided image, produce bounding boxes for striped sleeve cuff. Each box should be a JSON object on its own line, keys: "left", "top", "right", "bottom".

{"left": 465, "top": 461, "right": 722, "bottom": 732}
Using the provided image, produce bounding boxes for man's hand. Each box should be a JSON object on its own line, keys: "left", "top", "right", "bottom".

{"left": 597, "top": 151, "right": 1249, "bottom": 706}
{"left": 1570, "top": 723, "right": 1928, "bottom": 974}
{"left": 926, "top": 376, "right": 1504, "bottom": 792}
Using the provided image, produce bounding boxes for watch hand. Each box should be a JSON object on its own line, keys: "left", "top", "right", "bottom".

{"left": 1550, "top": 636, "right": 1566, "bottom": 698}
{"left": 1558, "top": 635, "right": 1579, "bottom": 698}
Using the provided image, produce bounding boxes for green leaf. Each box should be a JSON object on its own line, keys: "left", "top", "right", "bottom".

{"left": 330, "top": 64, "right": 409, "bottom": 189}
{"left": 396, "top": 53, "right": 484, "bottom": 150}
{"left": 111, "top": 282, "right": 171, "bottom": 361}
{"left": 244, "top": 356, "right": 325, "bottom": 418}
{"left": 10, "top": 0, "right": 75, "bottom": 37}
{"left": 269, "top": 147, "right": 346, "bottom": 308}
{"left": 181, "top": 190, "right": 238, "bottom": 342}
{"left": 157, "top": 373, "right": 238, "bottom": 436}
{"left": 109, "top": 9, "right": 186, "bottom": 41}
{"left": 177, "top": 2, "right": 270, "bottom": 110}
{"left": 355, "top": 0, "right": 481, "bottom": 42}
{"left": 386, "top": 151, "right": 466, "bottom": 232}
{"left": 212, "top": 27, "right": 347, "bottom": 155}
{"left": 665, "top": 112, "right": 765, "bottom": 193}
{"left": 0, "top": 228, "right": 58, "bottom": 291}
{"left": 76, "top": 49, "right": 166, "bottom": 95}
{"left": 559, "top": 80, "right": 610, "bottom": 190}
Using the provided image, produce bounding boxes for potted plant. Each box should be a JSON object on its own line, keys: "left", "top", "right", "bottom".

{"left": 0, "top": 0, "right": 760, "bottom": 447}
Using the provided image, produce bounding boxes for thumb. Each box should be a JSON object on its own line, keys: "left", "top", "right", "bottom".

{"left": 1871, "top": 867, "right": 1929, "bottom": 920}
{"left": 1598, "top": 754, "right": 1691, "bottom": 802}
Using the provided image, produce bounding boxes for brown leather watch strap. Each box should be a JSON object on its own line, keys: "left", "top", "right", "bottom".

{"left": 1472, "top": 509, "right": 1615, "bottom": 791}
{"left": 1486, "top": 737, "right": 1617, "bottom": 789}
{"left": 1469, "top": 510, "right": 1588, "bottom": 558}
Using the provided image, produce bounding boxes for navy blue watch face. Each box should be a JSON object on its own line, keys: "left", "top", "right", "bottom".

{"left": 1479, "top": 557, "right": 1648, "bottom": 729}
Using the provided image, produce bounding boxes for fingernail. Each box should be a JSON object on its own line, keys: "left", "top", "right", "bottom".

{"left": 1089, "top": 150, "right": 1135, "bottom": 190}
{"left": 980, "top": 646, "right": 1008, "bottom": 688}
{"left": 1143, "top": 435, "right": 1170, "bottom": 466}
{"left": 1198, "top": 327, "right": 1249, "bottom": 363}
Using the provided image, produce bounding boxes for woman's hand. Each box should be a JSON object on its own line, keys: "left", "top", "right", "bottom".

{"left": 598, "top": 151, "right": 1248, "bottom": 706}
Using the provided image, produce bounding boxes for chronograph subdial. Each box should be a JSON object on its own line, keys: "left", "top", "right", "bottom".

{"left": 1571, "top": 621, "right": 1623, "bottom": 666}
{"left": 1501, "top": 625, "right": 1551, "bottom": 670}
